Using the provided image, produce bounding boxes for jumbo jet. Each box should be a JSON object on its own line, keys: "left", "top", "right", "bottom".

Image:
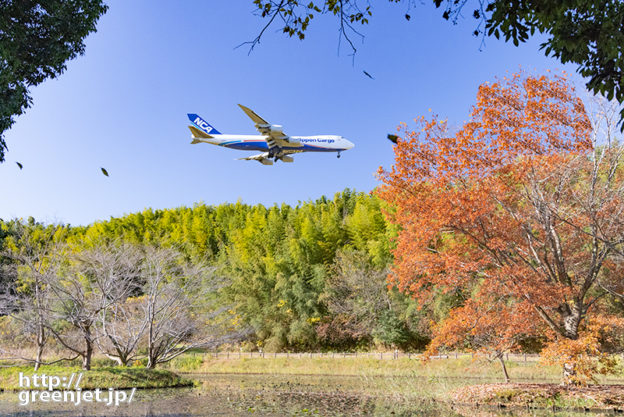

{"left": 187, "top": 104, "right": 354, "bottom": 165}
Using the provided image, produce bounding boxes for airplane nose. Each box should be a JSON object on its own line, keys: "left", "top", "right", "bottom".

{"left": 344, "top": 139, "right": 354, "bottom": 149}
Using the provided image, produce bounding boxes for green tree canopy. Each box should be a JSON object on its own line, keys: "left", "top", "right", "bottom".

{"left": 0, "top": 0, "right": 108, "bottom": 162}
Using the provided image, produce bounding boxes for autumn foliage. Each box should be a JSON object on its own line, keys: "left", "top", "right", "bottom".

{"left": 377, "top": 72, "right": 624, "bottom": 384}
{"left": 541, "top": 317, "right": 620, "bottom": 386}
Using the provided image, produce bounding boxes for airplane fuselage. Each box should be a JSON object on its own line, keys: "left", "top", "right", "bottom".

{"left": 199, "top": 134, "right": 353, "bottom": 153}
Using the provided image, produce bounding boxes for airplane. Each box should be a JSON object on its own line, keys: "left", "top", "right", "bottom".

{"left": 186, "top": 104, "right": 354, "bottom": 165}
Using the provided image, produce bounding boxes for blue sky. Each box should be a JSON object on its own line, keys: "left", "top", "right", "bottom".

{"left": 0, "top": 1, "right": 579, "bottom": 226}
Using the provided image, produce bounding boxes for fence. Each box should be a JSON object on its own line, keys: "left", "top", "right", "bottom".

{"left": 193, "top": 351, "right": 541, "bottom": 362}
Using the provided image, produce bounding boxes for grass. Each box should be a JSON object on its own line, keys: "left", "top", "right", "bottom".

{"left": 163, "top": 354, "right": 561, "bottom": 404}
{"left": 453, "top": 383, "right": 624, "bottom": 410}
{"left": 162, "top": 353, "right": 624, "bottom": 410}
{"left": 2, "top": 354, "right": 623, "bottom": 412}
{"left": 0, "top": 365, "right": 192, "bottom": 391}
{"left": 166, "top": 354, "right": 564, "bottom": 381}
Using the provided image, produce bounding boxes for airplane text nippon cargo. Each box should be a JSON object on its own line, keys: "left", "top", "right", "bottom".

{"left": 300, "top": 138, "right": 335, "bottom": 143}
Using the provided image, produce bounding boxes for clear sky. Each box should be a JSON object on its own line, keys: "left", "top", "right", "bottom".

{"left": 0, "top": 1, "right": 579, "bottom": 226}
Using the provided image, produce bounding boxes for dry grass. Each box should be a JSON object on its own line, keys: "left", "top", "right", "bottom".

{"left": 452, "top": 383, "right": 624, "bottom": 410}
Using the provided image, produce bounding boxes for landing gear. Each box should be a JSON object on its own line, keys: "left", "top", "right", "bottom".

{"left": 337, "top": 152, "right": 341, "bottom": 159}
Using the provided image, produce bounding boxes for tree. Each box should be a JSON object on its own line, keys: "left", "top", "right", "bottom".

{"left": 318, "top": 249, "right": 417, "bottom": 349}
{"left": 426, "top": 298, "right": 542, "bottom": 382}
{"left": 96, "top": 295, "right": 146, "bottom": 366}
{"left": 0, "top": 0, "right": 108, "bottom": 162}
{"left": 377, "top": 72, "right": 624, "bottom": 384}
{"left": 318, "top": 249, "right": 390, "bottom": 347}
{"left": 141, "top": 247, "right": 240, "bottom": 368}
{"left": 87, "top": 244, "right": 146, "bottom": 366}
{"left": 0, "top": 222, "right": 67, "bottom": 370}
{"left": 248, "top": 1, "right": 624, "bottom": 129}
{"left": 44, "top": 243, "right": 141, "bottom": 370}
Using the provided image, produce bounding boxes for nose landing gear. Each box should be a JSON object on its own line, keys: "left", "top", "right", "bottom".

{"left": 337, "top": 152, "right": 341, "bottom": 159}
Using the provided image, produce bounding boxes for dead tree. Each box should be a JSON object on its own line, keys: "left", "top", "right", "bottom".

{"left": 0, "top": 224, "right": 61, "bottom": 370}
{"left": 140, "top": 247, "right": 245, "bottom": 368}
{"left": 96, "top": 295, "right": 146, "bottom": 366}
{"left": 44, "top": 243, "right": 142, "bottom": 370}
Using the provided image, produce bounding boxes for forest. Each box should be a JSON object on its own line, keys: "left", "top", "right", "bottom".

{"left": 0, "top": 190, "right": 442, "bottom": 365}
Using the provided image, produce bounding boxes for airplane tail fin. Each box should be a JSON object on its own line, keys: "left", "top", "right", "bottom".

{"left": 187, "top": 113, "right": 221, "bottom": 135}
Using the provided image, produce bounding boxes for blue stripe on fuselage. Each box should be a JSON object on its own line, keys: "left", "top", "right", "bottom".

{"left": 223, "top": 141, "right": 268, "bottom": 151}
{"left": 222, "top": 141, "right": 343, "bottom": 152}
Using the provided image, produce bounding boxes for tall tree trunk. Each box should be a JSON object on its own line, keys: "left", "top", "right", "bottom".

{"left": 34, "top": 324, "right": 45, "bottom": 371}
{"left": 560, "top": 307, "right": 581, "bottom": 385}
{"left": 147, "top": 305, "right": 155, "bottom": 369}
{"left": 82, "top": 329, "right": 93, "bottom": 370}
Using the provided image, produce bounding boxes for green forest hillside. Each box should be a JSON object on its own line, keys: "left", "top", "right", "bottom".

{"left": 0, "top": 189, "right": 442, "bottom": 352}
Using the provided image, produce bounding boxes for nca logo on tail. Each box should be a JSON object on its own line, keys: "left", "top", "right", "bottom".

{"left": 194, "top": 117, "right": 212, "bottom": 133}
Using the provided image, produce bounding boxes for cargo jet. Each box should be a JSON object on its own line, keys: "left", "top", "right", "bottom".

{"left": 187, "top": 105, "right": 354, "bottom": 165}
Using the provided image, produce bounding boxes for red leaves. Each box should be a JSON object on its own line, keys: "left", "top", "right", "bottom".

{"left": 376, "top": 72, "right": 619, "bottom": 375}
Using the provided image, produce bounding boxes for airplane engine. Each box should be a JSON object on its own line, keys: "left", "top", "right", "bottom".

{"left": 260, "top": 158, "right": 274, "bottom": 166}
{"left": 280, "top": 155, "right": 294, "bottom": 163}
{"left": 269, "top": 124, "right": 284, "bottom": 135}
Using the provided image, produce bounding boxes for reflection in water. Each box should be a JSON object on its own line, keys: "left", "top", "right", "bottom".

{"left": 0, "top": 375, "right": 620, "bottom": 416}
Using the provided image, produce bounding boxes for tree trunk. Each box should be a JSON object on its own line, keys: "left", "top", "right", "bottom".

{"left": 147, "top": 305, "right": 155, "bottom": 369}
{"left": 562, "top": 309, "right": 581, "bottom": 340}
{"left": 34, "top": 343, "right": 44, "bottom": 371}
{"left": 498, "top": 354, "right": 510, "bottom": 383}
{"left": 34, "top": 325, "right": 45, "bottom": 371}
{"left": 82, "top": 333, "right": 93, "bottom": 370}
{"left": 560, "top": 309, "right": 581, "bottom": 386}
{"left": 82, "top": 352, "right": 91, "bottom": 370}
{"left": 146, "top": 356, "right": 156, "bottom": 369}
{"left": 34, "top": 323, "right": 45, "bottom": 371}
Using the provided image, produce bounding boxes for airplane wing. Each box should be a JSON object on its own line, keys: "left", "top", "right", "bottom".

{"left": 238, "top": 104, "right": 302, "bottom": 149}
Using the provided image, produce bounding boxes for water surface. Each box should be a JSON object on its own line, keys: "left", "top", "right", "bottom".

{"left": 0, "top": 373, "right": 619, "bottom": 416}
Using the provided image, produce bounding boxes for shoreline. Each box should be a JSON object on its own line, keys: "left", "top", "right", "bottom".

{"left": 451, "top": 383, "right": 624, "bottom": 412}
{"left": 0, "top": 367, "right": 623, "bottom": 413}
{"left": 0, "top": 366, "right": 192, "bottom": 392}
{"left": 2, "top": 357, "right": 623, "bottom": 413}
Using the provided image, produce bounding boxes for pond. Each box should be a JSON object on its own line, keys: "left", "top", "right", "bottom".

{"left": 0, "top": 373, "right": 619, "bottom": 416}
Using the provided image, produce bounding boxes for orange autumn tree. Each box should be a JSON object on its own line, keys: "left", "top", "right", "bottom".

{"left": 377, "top": 72, "right": 624, "bottom": 385}
{"left": 426, "top": 294, "right": 543, "bottom": 383}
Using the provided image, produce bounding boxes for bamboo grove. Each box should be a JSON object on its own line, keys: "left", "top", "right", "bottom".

{"left": 0, "top": 190, "right": 440, "bottom": 361}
